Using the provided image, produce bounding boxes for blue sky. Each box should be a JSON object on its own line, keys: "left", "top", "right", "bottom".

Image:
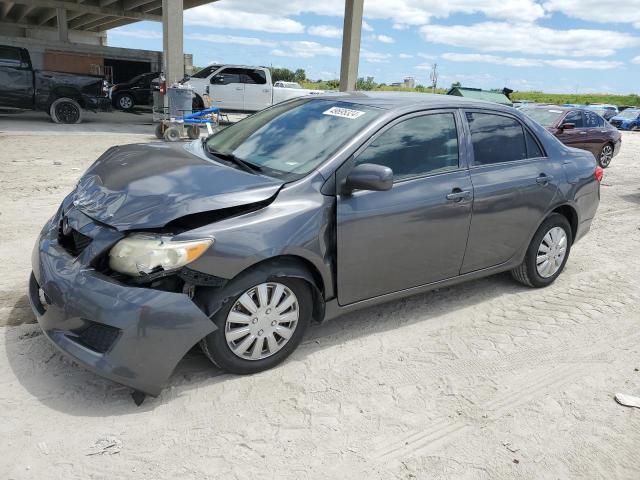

{"left": 108, "top": 0, "right": 640, "bottom": 94}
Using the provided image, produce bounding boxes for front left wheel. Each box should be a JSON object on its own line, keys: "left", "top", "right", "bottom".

{"left": 199, "top": 276, "right": 312, "bottom": 374}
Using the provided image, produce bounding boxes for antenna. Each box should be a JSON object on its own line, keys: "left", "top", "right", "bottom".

{"left": 429, "top": 63, "right": 438, "bottom": 94}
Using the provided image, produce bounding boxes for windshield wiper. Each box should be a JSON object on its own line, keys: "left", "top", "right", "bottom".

{"left": 204, "top": 143, "right": 262, "bottom": 175}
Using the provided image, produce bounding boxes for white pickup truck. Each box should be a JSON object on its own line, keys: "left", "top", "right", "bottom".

{"left": 187, "top": 64, "right": 323, "bottom": 112}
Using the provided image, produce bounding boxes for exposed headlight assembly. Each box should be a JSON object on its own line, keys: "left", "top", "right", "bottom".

{"left": 109, "top": 234, "right": 213, "bottom": 277}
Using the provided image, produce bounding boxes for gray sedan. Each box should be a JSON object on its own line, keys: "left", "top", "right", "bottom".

{"left": 29, "top": 93, "right": 602, "bottom": 398}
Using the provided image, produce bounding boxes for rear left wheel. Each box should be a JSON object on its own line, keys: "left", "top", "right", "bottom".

{"left": 511, "top": 213, "right": 572, "bottom": 288}
{"left": 199, "top": 276, "right": 312, "bottom": 374}
{"left": 49, "top": 98, "right": 82, "bottom": 124}
{"left": 598, "top": 143, "right": 614, "bottom": 168}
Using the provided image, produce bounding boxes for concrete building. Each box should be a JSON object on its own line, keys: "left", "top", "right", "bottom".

{"left": 0, "top": 1, "right": 208, "bottom": 83}
{"left": 403, "top": 77, "right": 415, "bottom": 89}
{"left": 0, "top": 0, "right": 364, "bottom": 90}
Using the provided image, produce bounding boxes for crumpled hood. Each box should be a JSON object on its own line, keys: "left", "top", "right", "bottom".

{"left": 71, "top": 142, "right": 282, "bottom": 230}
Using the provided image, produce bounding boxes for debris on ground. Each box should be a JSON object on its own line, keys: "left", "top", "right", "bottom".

{"left": 614, "top": 393, "right": 640, "bottom": 409}
{"left": 86, "top": 437, "right": 122, "bottom": 456}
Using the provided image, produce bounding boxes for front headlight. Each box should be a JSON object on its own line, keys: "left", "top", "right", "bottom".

{"left": 108, "top": 234, "right": 213, "bottom": 277}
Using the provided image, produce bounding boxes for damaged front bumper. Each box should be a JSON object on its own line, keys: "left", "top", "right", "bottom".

{"left": 28, "top": 208, "right": 216, "bottom": 396}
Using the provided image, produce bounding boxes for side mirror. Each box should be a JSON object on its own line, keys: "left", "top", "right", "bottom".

{"left": 211, "top": 75, "right": 224, "bottom": 85}
{"left": 343, "top": 163, "right": 393, "bottom": 194}
{"left": 559, "top": 122, "right": 575, "bottom": 131}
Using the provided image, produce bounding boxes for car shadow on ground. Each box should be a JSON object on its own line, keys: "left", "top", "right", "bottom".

{"left": 4, "top": 272, "right": 521, "bottom": 416}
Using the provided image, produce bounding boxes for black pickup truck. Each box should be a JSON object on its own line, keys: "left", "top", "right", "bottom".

{"left": 0, "top": 45, "right": 110, "bottom": 124}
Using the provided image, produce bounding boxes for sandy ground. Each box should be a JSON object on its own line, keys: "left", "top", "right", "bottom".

{"left": 1, "top": 130, "right": 639, "bottom": 479}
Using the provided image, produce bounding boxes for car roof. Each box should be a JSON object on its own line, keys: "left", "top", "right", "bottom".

{"left": 307, "top": 91, "right": 517, "bottom": 113}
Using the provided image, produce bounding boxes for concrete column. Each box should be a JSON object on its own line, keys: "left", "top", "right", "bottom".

{"left": 56, "top": 8, "right": 68, "bottom": 43}
{"left": 339, "top": 0, "right": 364, "bottom": 92}
{"left": 162, "top": 0, "right": 184, "bottom": 85}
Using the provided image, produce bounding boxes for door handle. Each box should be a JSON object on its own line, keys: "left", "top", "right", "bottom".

{"left": 446, "top": 189, "right": 471, "bottom": 202}
{"left": 579, "top": 131, "right": 587, "bottom": 135}
{"left": 236, "top": 87, "right": 243, "bottom": 91}
{"left": 536, "top": 174, "right": 553, "bottom": 185}
{"left": 263, "top": 89, "right": 270, "bottom": 93}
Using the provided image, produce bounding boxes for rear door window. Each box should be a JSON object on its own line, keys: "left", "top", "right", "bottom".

{"left": 242, "top": 69, "right": 267, "bottom": 85}
{"left": 355, "top": 113, "right": 459, "bottom": 181}
{"left": 466, "top": 112, "right": 527, "bottom": 165}
{"left": 584, "top": 110, "right": 602, "bottom": 128}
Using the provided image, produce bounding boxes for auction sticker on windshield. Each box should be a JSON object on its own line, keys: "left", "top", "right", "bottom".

{"left": 323, "top": 106, "right": 366, "bottom": 119}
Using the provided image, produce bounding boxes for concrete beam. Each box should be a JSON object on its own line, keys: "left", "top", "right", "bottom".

{"left": 1, "top": 2, "right": 15, "bottom": 19}
{"left": 339, "top": 0, "right": 363, "bottom": 92}
{"left": 56, "top": 6, "right": 67, "bottom": 41}
{"left": 16, "top": 4, "right": 35, "bottom": 21}
{"left": 77, "top": 15, "right": 120, "bottom": 31}
{"left": 68, "top": 13, "right": 105, "bottom": 29}
{"left": 162, "top": 0, "right": 183, "bottom": 85}
{"left": 123, "top": 0, "right": 156, "bottom": 10}
{"left": 9, "top": 0, "right": 162, "bottom": 22}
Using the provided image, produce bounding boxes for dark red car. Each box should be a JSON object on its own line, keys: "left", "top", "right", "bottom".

{"left": 521, "top": 106, "right": 621, "bottom": 167}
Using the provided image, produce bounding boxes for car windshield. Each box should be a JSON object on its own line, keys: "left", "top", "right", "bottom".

{"left": 205, "top": 98, "right": 382, "bottom": 180}
{"left": 619, "top": 109, "right": 640, "bottom": 120}
{"left": 521, "top": 108, "right": 565, "bottom": 127}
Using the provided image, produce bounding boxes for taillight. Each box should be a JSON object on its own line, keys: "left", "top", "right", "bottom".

{"left": 159, "top": 80, "right": 167, "bottom": 95}
{"left": 595, "top": 166, "right": 604, "bottom": 182}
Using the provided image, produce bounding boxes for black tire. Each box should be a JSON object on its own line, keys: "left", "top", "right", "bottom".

{"left": 192, "top": 94, "right": 205, "bottom": 112}
{"left": 154, "top": 123, "right": 166, "bottom": 139}
{"left": 187, "top": 125, "right": 200, "bottom": 140}
{"left": 198, "top": 274, "right": 312, "bottom": 374}
{"left": 597, "top": 143, "right": 614, "bottom": 168}
{"left": 115, "top": 93, "right": 135, "bottom": 111}
{"left": 163, "top": 126, "right": 181, "bottom": 142}
{"left": 511, "top": 213, "right": 572, "bottom": 288}
{"left": 49, "top": 97, "right": 82, "bottom": 124}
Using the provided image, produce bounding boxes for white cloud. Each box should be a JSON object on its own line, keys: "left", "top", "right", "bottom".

{"left": 544, "top": 0, "right": 640, "bottom": 28}
{"left": 361, "top": 50, "right": 393, "bottom": 63}
{"left": 633, "top": 56, "right": 640, "bottom": 64}
{"left": 364, "top": 0, "right": 545, "bottom": 25}
{"left": 399, "top": 53, "right": 414, "bottom": 59}
{"left": 188, "top": 0, "right": 544, "bottom": 33}
{"left": 420, "top": 22, "right": 640, "bottom": 57}
{"left": 362, "top": 20, "right": 374, "bottom": 32}
{"left": 271, "top": 41, "right": 341, "bottom": 58}
{"left": 544, "top": 59, "right": 622, "bottom": 70}
{"left": 442, "top": 52, "right": 622, "bottom": 70}
{"left": 308, "top": 25, "right": 342, "bottom": 39}
{"left": 417, "top": 53, "right": 435, "bottom": 60}
{"left": 184, "top": 5, "right": 304, "bottom": 34}
{"left": 110, "top": 28, "right": 162, "bottom": 39}
{"left": 442, "top": 52, "right": 543, "bottom": 67}
{"left": 375, "top": 34, "right": 395, "bottom": 43}
{"left": 186, "top": 33, "right": 276, "bottom": 47}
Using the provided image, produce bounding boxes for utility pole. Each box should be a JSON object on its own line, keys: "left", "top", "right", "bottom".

{"left": 430, "top": 63, "right": 438, "bottom": 94}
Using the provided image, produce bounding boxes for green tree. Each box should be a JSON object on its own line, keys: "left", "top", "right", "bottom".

{"left": 293, "top": 69, "right": 307, "bottom": 83}
{"left": 271, "top": 68, "right": 296, "bottom": 82}
{"left": 356, "top": 76, "right": 377, "bottom": 91}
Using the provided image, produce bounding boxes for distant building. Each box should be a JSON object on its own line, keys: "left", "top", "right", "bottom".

{"left": 403, "top": 77, "right": 416, "bottom": 89}
{"left": 446, "top": 86, "right": 513, "bottom": 106}
{"left": 390, "top": 82, "right": 402, "bottom": 87}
